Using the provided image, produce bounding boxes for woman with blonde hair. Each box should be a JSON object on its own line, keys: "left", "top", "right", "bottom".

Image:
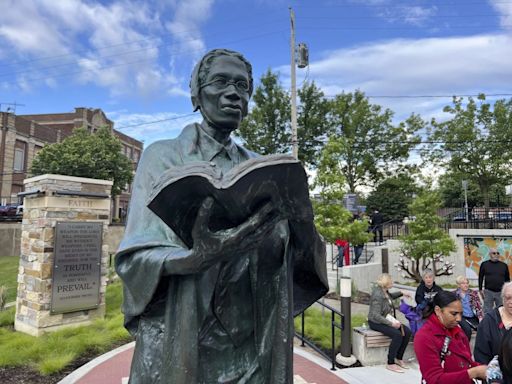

{"left": 368, "top": 273, "right": 412, "bottom": 373}
{"left": 455, "top": 275, "right": 483, "bottom": 342}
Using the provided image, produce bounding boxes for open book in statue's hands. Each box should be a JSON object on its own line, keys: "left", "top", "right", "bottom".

{"left": 147, "top": 154, "right": 314, "bottom": 248}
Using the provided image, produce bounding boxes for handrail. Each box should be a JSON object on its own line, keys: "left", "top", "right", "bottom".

{"left": 330, "top": 243, "right": 374, "bottom": 270}
{"left": 295, "top": 300, "right": 345, "bottom": 371}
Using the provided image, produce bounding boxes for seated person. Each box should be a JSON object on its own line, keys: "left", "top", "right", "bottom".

{"left": 368, "top": 273, "right": 412, "bottom": 373}
{"left": 486, "top": 328, "right": 512, "bottom": 384}
{"left": 414, "top": 291, "right": 487, "bottom": 383}
{"left": 475, "top": 282, "right": 512, "bottom": 364}
{"left": 455, "top": 275, "right": 483, "bottom": 342}
{"left": 415, "top": 268, "right": 443, "bottom": 311}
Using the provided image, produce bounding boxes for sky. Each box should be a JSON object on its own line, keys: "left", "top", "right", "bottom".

{"left": 1, "top": 0, "right": 511, "bottom": 147}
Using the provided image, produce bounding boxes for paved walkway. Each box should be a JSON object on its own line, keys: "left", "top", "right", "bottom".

{"left": 57, "top": 340, "right": 422, "bottom": 384}
{"left": 57, "top": 299, "right": 423, "bottom": 384}
{"left": 58, "top": 342, "right": 349, "bottom": 384}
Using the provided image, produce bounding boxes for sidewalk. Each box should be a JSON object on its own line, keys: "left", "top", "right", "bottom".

{"left": 58, "top": 340, "right": 422, "bottom": 384}
{"left": 58, "top": 343, "right": 349, "bottom": 384}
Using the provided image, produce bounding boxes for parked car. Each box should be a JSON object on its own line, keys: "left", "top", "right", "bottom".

{"left": 0, "top": 204, "right": 23, "bottom": 220}
{"left": 494, "top": 212, "right": 512, "bottom": 221}
{"left": 452, "top": 211, "right": 472, "bottom": 221}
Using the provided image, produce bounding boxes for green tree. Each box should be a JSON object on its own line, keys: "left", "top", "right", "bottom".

{"left": 437, "top": 170, "right": 481, "bottom": 209}
{"left": 236, "top": 69, "right": 291, "bottom": 155}
{"left": 312, "top": 163, "right": 371, "bottom": 246}
{"left": 30, "top": 127, "right": 133, "bottom": 196}
{"left": 437, "top": 169, "right": 510, "bottom": 210}
{"left": 365, "top": 173, "right": 420, "bottom": 222}
{"left": 428, "top": 94, "right": 512, "bottom": 208}
{"left": 237, "top": 71, "right": 332, "bottom": 167}
{"left": 297, "top": 81, "right": 333, "bottom": 166}
{"left": 396, "top": 192, "right": 456, "bottom": 282}
{"left": 322, "top": 90, "right": 422, "bottom": 193}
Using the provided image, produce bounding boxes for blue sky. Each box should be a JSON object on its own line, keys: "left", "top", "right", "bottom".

{"left": 1, "top": 0, "right": 511, "bottom": 146}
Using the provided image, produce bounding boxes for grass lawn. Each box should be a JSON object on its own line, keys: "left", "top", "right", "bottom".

{"left": 0, "top": 281, "right": 132, "bottom": 375}
{"left": 0, "top": 256, "right": 19, "bottom": 303}
{"left": 294, "top": 306, "right": 366, "bottom": 350}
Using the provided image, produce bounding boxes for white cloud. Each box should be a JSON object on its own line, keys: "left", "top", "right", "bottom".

{"left": 489, "top": 0, "right": 512, "bottom": 30}
{"left": 0, "top": 1, "right": 71, "bottom": 56}
{"left": 385, "top": 5, "right": 438, "bottom": 26}
{"left": 165, "top": 0, "right": 214, "bottom": 59}
{"left": 0, "top": 0, "right": 187, "bottom": 99}
{"left": 279, "top": 33, "right": 512, "bottom": 121}
{"left": 349, "top": 0, "right": 437, "bottom": 26}
{"left": 108, "top": 110, "right": 202, "bottom": 145}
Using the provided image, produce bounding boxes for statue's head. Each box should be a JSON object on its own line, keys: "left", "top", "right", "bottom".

{"left": 190, "top": 49, "right": 253, "bottom": 131}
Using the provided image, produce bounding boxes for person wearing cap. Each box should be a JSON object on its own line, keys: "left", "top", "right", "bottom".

{"left": 115, "top": 49, "right": 328, "bottom": 383}
{"left": 479, "top": 248, "right": 510, "bottom": 314}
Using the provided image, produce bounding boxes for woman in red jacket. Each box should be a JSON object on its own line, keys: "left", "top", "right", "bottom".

{"left": 414, "top": 290, "right": 487, "bottom": 384}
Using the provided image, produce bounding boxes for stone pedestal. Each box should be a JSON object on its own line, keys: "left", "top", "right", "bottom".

{"left": 14, "top": 174, "right": 113, "bottom": 336}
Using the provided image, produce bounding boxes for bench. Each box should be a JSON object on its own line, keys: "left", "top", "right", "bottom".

{"left": 355, "top": 327, "right": 392, "bottom": 347}
{"left": 352, "top": 326, "right": 415, "bottom": 366}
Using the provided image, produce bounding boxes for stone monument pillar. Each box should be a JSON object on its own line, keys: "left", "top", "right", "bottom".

{"left": 15, "top": 174, "right": 113, "bottom": 336}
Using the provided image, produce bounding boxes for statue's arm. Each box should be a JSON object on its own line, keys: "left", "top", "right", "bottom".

{"left": 115, "top": 142, "right": 210, "bottom": 319}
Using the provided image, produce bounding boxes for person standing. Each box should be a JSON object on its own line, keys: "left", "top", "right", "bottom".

{"left": 335, "top": 238, "right": 349, "bottom": 267}
{"left": 371, "top": 209, "right": 384, "bottom": 244}
{"left": 479, "top": 248, "right": 510, "bottom": 314}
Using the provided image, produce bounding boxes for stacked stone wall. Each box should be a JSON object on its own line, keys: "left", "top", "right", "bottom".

{"left": 15, "top": 174, "right": 112, "bottom": 336}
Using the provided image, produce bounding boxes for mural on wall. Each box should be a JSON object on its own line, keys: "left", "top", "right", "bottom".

{"left": 464, "top": 237, "right": 512, "bottom": 280}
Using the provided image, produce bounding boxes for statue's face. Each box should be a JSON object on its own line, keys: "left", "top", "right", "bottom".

{"left": 198, "top": 55, "right": 250, "bottom": 132}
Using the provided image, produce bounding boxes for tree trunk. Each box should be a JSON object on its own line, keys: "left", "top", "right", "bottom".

{"left": 481, "top": 182, "right": 490, "bottom": 209}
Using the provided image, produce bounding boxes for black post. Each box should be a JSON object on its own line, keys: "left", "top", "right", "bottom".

{"left": 331, "top": 311, "right": 336, "bottom": 370}
{"left": 336, "top": 276, "right": 357, "bottom": 366}
{"left": 301, "top": 311, "right": 305, "bottom": 347}
{"left": 382, "top": 248, "right": 389, "bottom": 273}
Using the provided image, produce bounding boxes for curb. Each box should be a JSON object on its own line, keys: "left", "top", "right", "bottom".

{"left": 57, "top": 341, "right": 135, "bottom": 384}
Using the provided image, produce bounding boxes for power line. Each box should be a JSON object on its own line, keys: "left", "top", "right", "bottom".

{"left": 294, "top": 1, "right": 512, "bottom": 9}
{"left": 324, "top": 93, "right": 512, "bottom": 99}
{"left": 114, "top": 113, "right": 199, "bottom": 130}
{"left": 301, "top": 14, "right": 503, "bottom": 20}
{"left": 302, "top": 24, "right": 512, "bottom": 31}
{"left": 0, "top": 15, "right": 285, "bottom": 70}
{"left": 0, "top": 30, "right": 288, "bottom": 85}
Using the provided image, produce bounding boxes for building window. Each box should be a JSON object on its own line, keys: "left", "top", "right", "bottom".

{"left": 14, "top": 148, "right": 25, "bottom": 171}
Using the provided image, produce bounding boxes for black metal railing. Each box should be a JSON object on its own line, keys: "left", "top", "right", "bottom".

{"left": 295, "top": 300, "right": 345, "bottom": 371}
{"left": 379, "top": 208, "right": 512, "bottom": 240}
{"left": 330, "top": 243, "right": 374, "bottom": 271}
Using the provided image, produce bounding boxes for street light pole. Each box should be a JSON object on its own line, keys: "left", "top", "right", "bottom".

{"left": 289, "top": 7, "right": 298, "bottom": 159}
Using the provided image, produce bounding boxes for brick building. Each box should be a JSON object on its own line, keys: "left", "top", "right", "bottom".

{"left": 0, "top": 107, "right": 143, "bottom": 220}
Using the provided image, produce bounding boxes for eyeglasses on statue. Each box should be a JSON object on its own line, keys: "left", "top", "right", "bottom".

{"left": 200, "top": 76, "right": 250, "bottom": 92}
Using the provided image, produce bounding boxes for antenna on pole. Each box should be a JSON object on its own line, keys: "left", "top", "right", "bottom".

{"left": 0, "top": 102, "right": 25, "bottom": 114}
{"left": 289, "top": 7, "right": 299, "bottom": 160}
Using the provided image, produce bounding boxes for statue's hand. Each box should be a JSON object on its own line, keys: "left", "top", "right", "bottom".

{"left": 191, "top": 197, "right": 281, "bottom": 269}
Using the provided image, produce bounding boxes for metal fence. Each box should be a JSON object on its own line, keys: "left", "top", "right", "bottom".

{"left": 295, "top": 300, "right": 345, "bottom": 371}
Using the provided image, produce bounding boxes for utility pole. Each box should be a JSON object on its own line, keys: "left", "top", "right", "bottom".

{"left": 289, "top": 7, "right": 298, "bottom": 159}
{"left": 462, "top": 180, "right": 469, "bottom": 222}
